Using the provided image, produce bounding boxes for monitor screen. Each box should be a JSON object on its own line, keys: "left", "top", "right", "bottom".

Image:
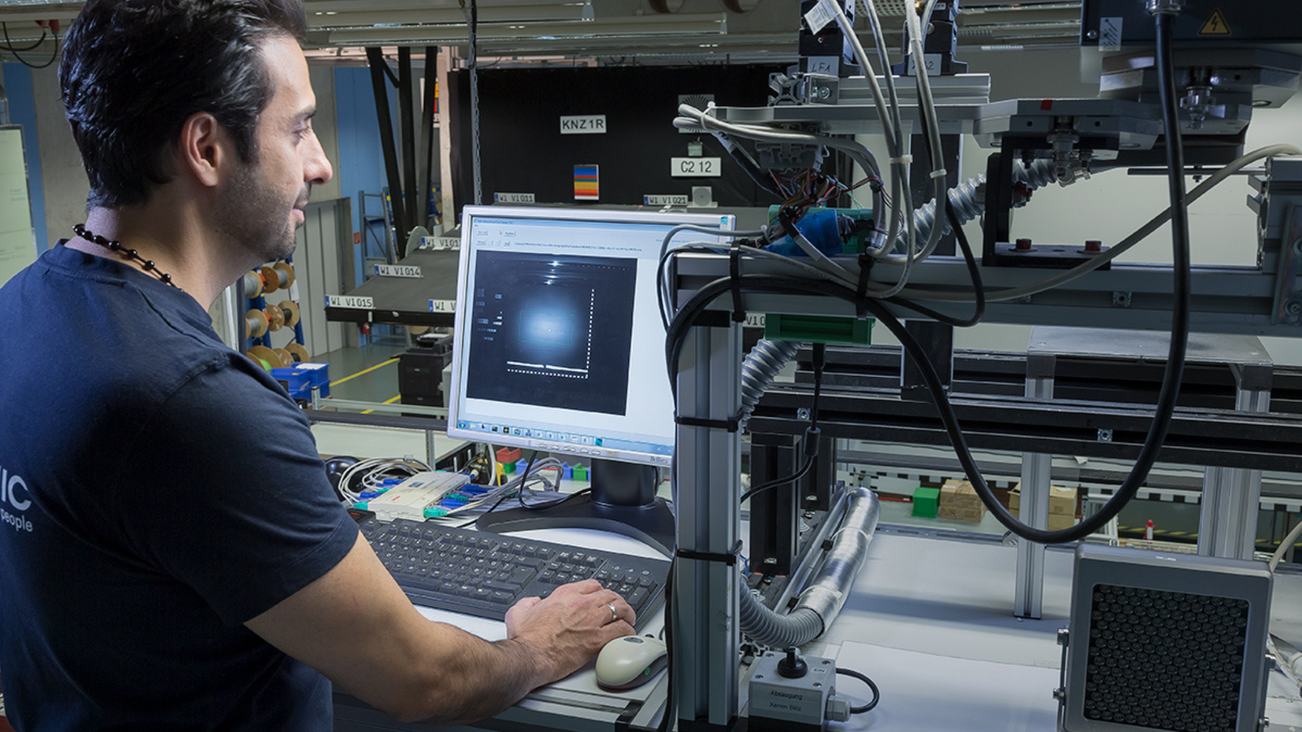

{"left": 447, "top": 206, "right": 736, "bottom": 468}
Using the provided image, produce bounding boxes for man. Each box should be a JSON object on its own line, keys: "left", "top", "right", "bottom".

{"left": 0, "top": 1, "right": 634, "bottom": 729}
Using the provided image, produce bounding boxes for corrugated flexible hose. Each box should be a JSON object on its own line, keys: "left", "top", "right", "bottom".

{"left": 739, "top": 487, "right": 881, "bottom": 647}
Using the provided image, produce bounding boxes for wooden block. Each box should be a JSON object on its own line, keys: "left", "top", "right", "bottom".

{"left": 939, "top": 481, "right": 986, "bottom": 522}
{"left": 1010, "top": 482, "right": 1077, "bottom": 516}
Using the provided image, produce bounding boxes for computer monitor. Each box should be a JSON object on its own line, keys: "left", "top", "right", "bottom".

{"left": 447, "top": 206, "right": 736, "bottom": 555}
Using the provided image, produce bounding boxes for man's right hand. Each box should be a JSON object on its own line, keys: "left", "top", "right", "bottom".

{"left": 249, "top": 535, "right": 643, "bottom": 725}
{"left": 504, "top": 579, "right": 635, "bottom": 683}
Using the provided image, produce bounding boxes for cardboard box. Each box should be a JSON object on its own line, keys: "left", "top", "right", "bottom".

{"left": 938, "top": 480, "right": 986, "bottom": 522}
{"left": 1048, "top": 513, "right": 1077, "bottom": 531}
{"left": 1010, "top": 483, "right": 1077, "bottom": 517}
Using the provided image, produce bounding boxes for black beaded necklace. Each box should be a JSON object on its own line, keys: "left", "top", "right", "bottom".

{"left": 72, "top": 223, "right": 180, "bottom": 290}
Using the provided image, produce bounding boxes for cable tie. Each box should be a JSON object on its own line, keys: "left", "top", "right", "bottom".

{"left": 889, "top": 155, "right": 913, "bottom": 166}
{"left": 930, "top": 168, "right": 948, "bottom": 180}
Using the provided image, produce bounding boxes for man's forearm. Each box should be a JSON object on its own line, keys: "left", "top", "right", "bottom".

{"left": 398, "top": 629, "right": 555, "bottom": 724}
{"left": 380, "top": 617, "right": 554, "bottom": 718}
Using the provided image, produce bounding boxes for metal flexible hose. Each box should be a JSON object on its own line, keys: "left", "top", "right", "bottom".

{"left": 739, "top": 487, "right": 880, "bottom": 647}
{"left": 740, "top": 338, "right": 802, "bottom": 422}
{"left": 910, "top": 158, "right": 1057, "bottom": 247}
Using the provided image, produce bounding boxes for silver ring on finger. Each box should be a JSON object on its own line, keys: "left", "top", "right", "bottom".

{"left": 606, "top": 602, "right": 618, "bottom": 623}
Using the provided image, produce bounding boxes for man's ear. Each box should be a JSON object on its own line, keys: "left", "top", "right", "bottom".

{"left": 176, "top": 111, "right": 229, "bottom": 189}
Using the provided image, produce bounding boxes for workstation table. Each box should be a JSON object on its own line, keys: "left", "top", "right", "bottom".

{"left": 331, "top": 517, "right": 1302, "bottom": 732}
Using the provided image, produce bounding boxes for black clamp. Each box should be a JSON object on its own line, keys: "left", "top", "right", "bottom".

{"left": 674, "top": 411, "right": 744, "bottom": 433}
{"left": 855, "top": 250, "right": 877, "bottom": 319}
{"left": 675, "top": 540, "right": 744, "bottom": 567}
{"left": 729, "top": 240, "right": 746, "bottom": 324}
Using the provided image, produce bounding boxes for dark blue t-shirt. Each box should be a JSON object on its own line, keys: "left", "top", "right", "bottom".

{"left": 0, "top": 245, "right": 359, "bottom": 730}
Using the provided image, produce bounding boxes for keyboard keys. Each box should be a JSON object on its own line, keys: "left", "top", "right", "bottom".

{"left": 363, "top": 518, "right": 668, "bottom": 630}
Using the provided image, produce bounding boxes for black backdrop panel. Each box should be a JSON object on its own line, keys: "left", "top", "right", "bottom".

{"left": 449, "top": 64, "right": 786, "bottom": 218}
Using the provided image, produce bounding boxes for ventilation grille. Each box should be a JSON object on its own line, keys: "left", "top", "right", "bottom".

{"left": 1084, "top": 584, "right": 1249, "bottom": 732}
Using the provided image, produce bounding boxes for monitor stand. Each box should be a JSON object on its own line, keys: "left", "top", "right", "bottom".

{"left": 475, "top": 459, "right": 675, "bottom": 557}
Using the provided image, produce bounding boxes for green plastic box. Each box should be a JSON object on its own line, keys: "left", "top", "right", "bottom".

{"left": 912, "top": 486, "right": 940, "bottom": 518}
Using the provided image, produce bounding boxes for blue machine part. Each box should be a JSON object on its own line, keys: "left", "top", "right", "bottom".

{"left": 764, "top": 209, "right": 844, "bottom": 258}
{"left": 272, "top": 362, "right": 330, "bottom": 400}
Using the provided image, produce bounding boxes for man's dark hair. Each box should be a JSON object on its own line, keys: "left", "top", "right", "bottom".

{"left": 60, "top": 0, "right": 307, "bottom": 208}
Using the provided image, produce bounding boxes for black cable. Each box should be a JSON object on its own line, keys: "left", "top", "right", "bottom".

{"left": 741, "top": 454, "right": 813, "bottom": 504}
{"left": 457, "top": 490, "right": 510, "bottom": 528}
{"left": 891, "top": 75, "right": 985, "bottom": 328}
{"left": 665, "top": 269, "right": 1184, "bottom": 545}
{"left": 0, "top": 23, "right": 45, "bottom": 52}
{"left": 664, "top": 9, "right": 1190, "bottom": 545}
{"left": 455, "top": 451, "right": 537, "bottom": 528}
{"left": 520, "top": 487, "right": 593, "bottom": 511}
{"left": 740, "top": 343, "right": 825, "bottom": 504}
{"left": 513, "top": 450, "right": 541, "bottom": 511}
{"left": 2, "top": 22, "right": 58, "bottom": 69}
{"left": 835, "top": 667, "right": 880, "bottom": 713}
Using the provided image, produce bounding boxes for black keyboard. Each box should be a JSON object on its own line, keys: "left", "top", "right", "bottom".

{"left": 361, "top": 518, "right": 669, "bottom": 631}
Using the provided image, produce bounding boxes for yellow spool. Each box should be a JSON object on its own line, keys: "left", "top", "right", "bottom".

{"left": 247, "top": 345, "right": 280, "bottom": 372}
{"left": 265, "top": 304, "right": 285, "bottom": 332}
{"left": 259, "top": 265, "right": 279, "bottom": 294}
{"left": 270, "top": 348, "right": 294, "bottom": 368}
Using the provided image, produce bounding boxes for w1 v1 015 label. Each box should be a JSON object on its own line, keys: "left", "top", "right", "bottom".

{"left": 428, "top": 299, "right": 456, "bottom": 313}
{"left": 326, "top": 295, "right": 374, "bottom": 310}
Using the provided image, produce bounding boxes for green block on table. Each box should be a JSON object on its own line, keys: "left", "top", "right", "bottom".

{"left": 912, "top": 487, "right": 940, "bottom": 518}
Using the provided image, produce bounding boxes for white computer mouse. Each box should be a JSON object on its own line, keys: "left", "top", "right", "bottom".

{"left": 595, "top": 635, "right": 668, "bottom": 691}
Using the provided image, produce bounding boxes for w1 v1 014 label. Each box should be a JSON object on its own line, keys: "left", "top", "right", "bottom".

{"left": 374, "top": 264, "right": 422, "bottom": 278}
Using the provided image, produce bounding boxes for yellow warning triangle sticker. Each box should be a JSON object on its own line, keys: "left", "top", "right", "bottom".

{"left": 1199, "top": 8, "right": 1231, "bottom": 36}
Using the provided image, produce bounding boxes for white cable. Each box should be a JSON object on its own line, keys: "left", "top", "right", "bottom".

{"left": 840, "top": 0, "right": 915, "bottom": 265}
{"left": 904, "top": 0, "right": 949, "bottom": 263}
{"left": 1269, "top": 515, "right": 1302, "bottom": 572}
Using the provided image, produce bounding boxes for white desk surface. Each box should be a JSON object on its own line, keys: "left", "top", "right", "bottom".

{"left": 801, "top": 529, "right": 1302, "bottom": 732}
{"left": 412, "top": 527, "right": 668, "bottom": 707}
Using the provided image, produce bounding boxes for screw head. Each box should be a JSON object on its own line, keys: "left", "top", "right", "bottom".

{"left": 1087, "top": 29, "right": 1099, "bottom": 39}
{"left": 1015, "top": 238, "right": 1033, "bottom": 251}
{"left": 1286, "top": 299, "right": 1302, "bottom": 317}
{"left": 1084, "top": 239, "right": 1102, "bottom": 253}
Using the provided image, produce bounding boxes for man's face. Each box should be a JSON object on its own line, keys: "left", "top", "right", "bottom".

{"left": 217, "top": 35, "right": 332, "bottom": 263}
